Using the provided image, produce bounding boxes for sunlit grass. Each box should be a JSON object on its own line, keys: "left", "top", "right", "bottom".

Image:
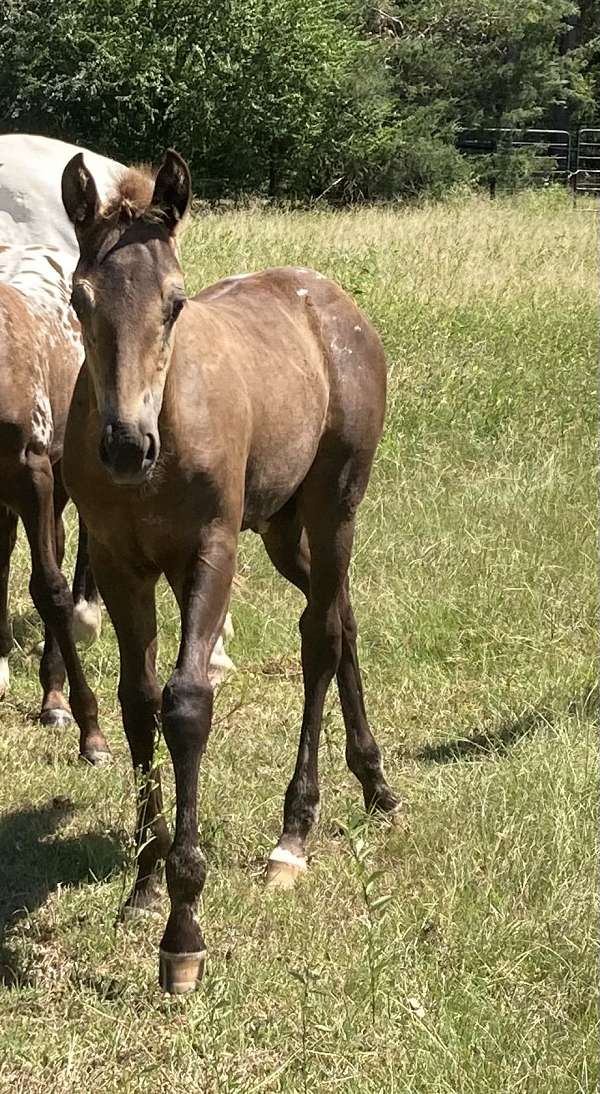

{"left": 0, "top": 190, "right": 596, "bottom": 1093}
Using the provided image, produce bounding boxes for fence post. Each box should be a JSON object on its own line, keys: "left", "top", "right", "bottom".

{"left": 489, "top": 176, "right": 497, "bottom": 200}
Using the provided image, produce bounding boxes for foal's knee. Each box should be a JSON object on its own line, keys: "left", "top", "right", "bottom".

{"left": 29, "top": 567, "right": 72, "bottom": 622}
{"left": 161, "top": 673, "right": 213, "bottom": 755}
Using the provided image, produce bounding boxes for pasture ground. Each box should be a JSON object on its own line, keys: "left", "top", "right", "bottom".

{"left": 0, "top": 192, "right": 596, "bottom": 1093}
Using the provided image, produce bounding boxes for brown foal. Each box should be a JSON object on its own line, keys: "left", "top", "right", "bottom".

{"left": 61, "top": 149, "right": 400, "bottom": 992}
{"left": 0, "top": 243, "right": 109, "bottom": 762}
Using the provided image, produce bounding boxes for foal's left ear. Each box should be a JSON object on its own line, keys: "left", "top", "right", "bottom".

{"left": 61, "top": 153, "right": 100, "bottom": 235}
{"left": 152, "top": 150, "right": 191, "bottom": 233}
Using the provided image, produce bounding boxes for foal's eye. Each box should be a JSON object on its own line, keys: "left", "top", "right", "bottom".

{"left": 70, "top": 287, "right": 85, "bottom": 317}
{"left": 165, "top": 296, "right": 186, "bottom": 325}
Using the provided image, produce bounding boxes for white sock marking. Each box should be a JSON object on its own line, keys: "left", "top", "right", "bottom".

{"left": 268, "top": 846, "right": 307, "bottom": 870}
{"left": 0, "top": 657, "right": 9, "bottom": 697}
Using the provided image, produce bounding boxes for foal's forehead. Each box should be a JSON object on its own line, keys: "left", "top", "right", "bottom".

{"left": 78, "top": 221, "right": 181, "bottom": 290}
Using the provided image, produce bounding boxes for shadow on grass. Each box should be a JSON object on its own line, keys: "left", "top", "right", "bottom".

{"left": 0, "top": 797, "right": 124, "bottom": 988}
{"left": 415, "top": 708, "right": 553, "bottom": 764}
{"left": 11, "top": 610, "right": 42, "bottom": 648}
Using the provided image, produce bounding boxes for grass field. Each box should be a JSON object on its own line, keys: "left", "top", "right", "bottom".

{"left": 0, "top": 191, "right": 596, "bottom": 1093}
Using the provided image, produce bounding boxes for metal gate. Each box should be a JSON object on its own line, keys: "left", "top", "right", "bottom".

{"left": 573, "top": 129, "right": 600, "bottom": 194}
{"left": 457, "top": 128, "right": 571, "bottom": 186}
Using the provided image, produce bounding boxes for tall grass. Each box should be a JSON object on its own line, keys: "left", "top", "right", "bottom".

{"left": 0, "top": 191, "right": 596, "bottom": 1093}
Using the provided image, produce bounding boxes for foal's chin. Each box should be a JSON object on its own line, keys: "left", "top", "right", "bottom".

{"left": 105, "top": 462, "right": 157, "bottom": 488}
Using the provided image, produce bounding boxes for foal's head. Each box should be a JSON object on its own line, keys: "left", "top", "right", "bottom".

{"left": 62, "top": 150, "right": 191, "bottom": 485}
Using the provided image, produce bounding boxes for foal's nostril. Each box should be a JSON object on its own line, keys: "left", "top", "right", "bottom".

{"left": 99, "top": 424, "right": 114, "bottom": 466}
{"left": 144, "top": 433, "right": 157, "bottom": 466}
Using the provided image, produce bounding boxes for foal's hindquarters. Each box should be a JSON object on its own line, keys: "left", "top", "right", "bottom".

{"left": 0, "top": 271, "right": 110, "bottom": 763}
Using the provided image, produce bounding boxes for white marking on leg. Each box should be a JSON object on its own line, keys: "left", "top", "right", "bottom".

{"left": 268, "top": 846, "right": 307, "bottom": 870}
{"left": 222, "top": 611, "right": 234, "bottom": 642}
{"left": 208, "top": 635, "right": 236, "bottom": 684}
{"left": 0, "top": 656, "right": 9, "bottom": 697}
{"left": 296, "top": 288, "right": 308, "bottom": 297}
{"left": 72, "top": 598, "right": 102, "bottom": 645}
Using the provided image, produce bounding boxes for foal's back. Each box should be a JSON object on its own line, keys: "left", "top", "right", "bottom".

{"left": 170, "top": 265, "right": 387, "bottom": 526}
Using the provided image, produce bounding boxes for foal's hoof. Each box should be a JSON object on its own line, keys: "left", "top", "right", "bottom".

{"left": 368, "top": 788, "right": 403, "bottom": 826}
{"left": 79, "top": 745, "right": 112, "bottom": 768}
{"left": 265, "top": 848, "right": 307, "bottom": 890}
{"left": 122, "top": 882, "right": 163, "bottom": 920}
{"left": 159, "top": 948, "right": 207, "bottom": 994}
{"left": 40, "top": 707, "right": 73, "bottom": 728}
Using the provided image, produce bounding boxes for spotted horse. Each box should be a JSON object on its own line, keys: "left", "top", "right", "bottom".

{"left": 0, "top": 136, "right": 234, "bottom": 745}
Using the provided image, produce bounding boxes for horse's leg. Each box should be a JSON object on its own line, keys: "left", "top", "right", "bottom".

{"left": 336, "top": 579, "right": 401, "bottom": 816}
{"left": 90, "top": 543, "right": 170, "bottom": 913}
{"left": 159, "top": 528, "right": 236, "bottom": 993}
{"left": 265, "top": 496, "right": 350, "bottom": 888}
{"left": 35, "top": 467, "right": 73, "bottom": 726}
{"left": 19, "top": 453, "right": 110, "bottom": 764}
{"left": 72, "top": 511, "right": 102, "bottom": 646}
{"left": 0, "top": 505, "right": 18, "bottom": 698}
{"left": 263, "top": 509, "right": 400, "bottom": 819}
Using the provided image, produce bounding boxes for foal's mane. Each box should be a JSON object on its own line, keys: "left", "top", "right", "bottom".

{"left": 101, "top": 164, "right": 159, "bottom": 225}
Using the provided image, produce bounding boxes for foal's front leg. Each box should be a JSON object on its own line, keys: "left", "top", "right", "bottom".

{"left": 90, "top": 542, "right": 170, "bottom": 914}
{"left": 159, "top": 527, "right": 236, "bottom": 994}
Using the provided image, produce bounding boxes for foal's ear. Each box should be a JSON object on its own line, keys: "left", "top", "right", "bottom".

{"left": 61, "top": 153, "right": 100, "bottom": 235}
{"left": 152, "top": 150, "right": 191, "bottom": 233}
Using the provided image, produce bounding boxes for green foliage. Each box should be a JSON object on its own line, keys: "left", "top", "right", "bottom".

{"left": 0, "top": 0, "right": 598, "bottom": 198}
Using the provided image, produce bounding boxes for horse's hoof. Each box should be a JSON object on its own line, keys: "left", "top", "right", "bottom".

{"left": 159, "top": 948, "right": 207, "bottom": 994}
{"left": 122, "top": 901, "right": 161, "bottom": 922}
{"left": 40, "top": 707, "right": 73, "bottom": 728}
{"left": 79, "top": 746, "right": 112, "bottom": 768}
{"left": 265, "top": 848, "right": 307, "bottom": 890}
{"left": 73, "top": 599, "right": 102, "bottom": 646}
{"left": 122, "top": 883, "right": 163, "bottom": 920}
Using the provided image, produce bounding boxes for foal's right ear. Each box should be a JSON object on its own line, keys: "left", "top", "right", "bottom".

{"left": 152, "top": 150, "right": 191, "bottom": 233}
{"left": 61, "top": 153, "right": 100, "bottom": 235}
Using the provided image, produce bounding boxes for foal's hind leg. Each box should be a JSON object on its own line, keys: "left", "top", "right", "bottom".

{"left": 262, "top": 499, "right": 399, "bottom": 888}
{"left": 0, "top": 505, "right": 18, "bottom": 698}
{"left": 72, "top": 513, "right": 102, "bottom": 646}
{"left": 19, "top": 453, "right": 110, "bottom": 764}
{"left": 337, "top": 580, "right": 401, "bottom": 817}
{"left": 264, "top": 502, "right": 349, "bottom": 887}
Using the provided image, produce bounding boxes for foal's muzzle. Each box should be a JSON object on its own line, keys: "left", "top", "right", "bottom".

{"left": 99, "top": 418, "right": 160, "bottom": 485}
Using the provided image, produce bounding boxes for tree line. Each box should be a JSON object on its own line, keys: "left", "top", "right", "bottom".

{"left": 0, "top": 0, "right": 598, "bottom": 200}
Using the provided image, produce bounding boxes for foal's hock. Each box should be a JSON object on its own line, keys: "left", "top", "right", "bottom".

{"left": 61, "top": 148, "right": 400, "bottom": 993}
